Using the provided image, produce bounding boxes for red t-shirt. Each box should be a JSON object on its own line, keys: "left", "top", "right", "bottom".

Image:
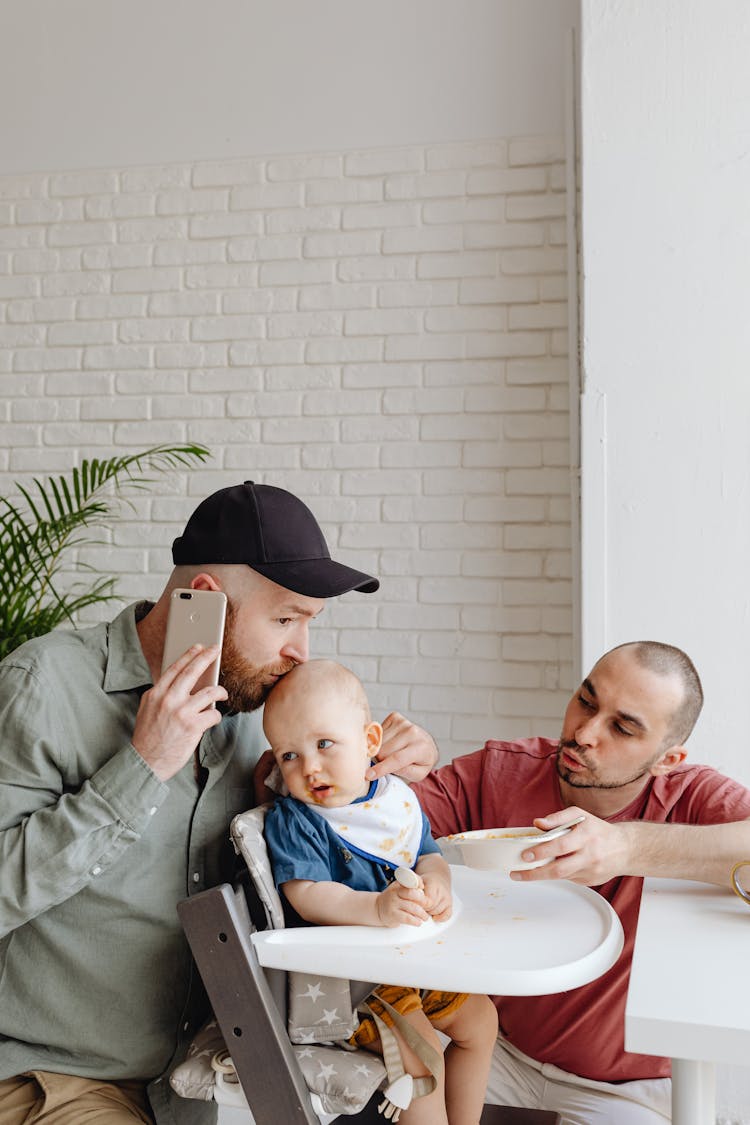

{"left": 414, "top": 738, "right": 750, "bottom": 1083}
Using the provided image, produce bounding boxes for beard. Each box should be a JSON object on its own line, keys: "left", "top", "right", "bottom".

{"left": 555, "top": 738, "right": 656, "bottom": 790}
{"left": 218, "top": 603, "right": 295, "bottom": 713}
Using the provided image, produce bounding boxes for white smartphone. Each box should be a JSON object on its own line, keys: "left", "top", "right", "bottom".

{"left": 161, "top": 588, "right": 227, "bottom": 695}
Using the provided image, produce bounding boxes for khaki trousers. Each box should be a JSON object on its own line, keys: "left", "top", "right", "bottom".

{"left": 0, "top": 1072, "right": 154, "bottom": 1125}
{"left": 486, "top": 1038, "right": 671, "bottom": 1125}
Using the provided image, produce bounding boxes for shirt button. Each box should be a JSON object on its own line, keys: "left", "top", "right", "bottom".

{"left": 183, "top": 1021, "right": 190, "bottom": 1031}
{"left": 192, "top": 872, "right": 200, "bottom": 883}
{"left": 149, "top": 807, "right": 157, "bottom": 816}
{"left": 91, "top": 866, "right": 102, "bottom": 876}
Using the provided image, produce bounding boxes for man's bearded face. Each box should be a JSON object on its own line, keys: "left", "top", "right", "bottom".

{"left": 218, "top": 599, "right": 295, "bottom": 713}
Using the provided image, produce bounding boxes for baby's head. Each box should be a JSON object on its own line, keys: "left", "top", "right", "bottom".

{"left": 263, "top": 659, "right": 382, "bottom": 808}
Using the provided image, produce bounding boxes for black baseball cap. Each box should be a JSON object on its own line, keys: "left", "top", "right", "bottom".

{"left": 172, "top": 481, "right": 379, "bottom": 598}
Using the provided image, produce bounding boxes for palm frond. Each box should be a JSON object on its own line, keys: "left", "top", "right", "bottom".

{"left": 18, "top": 444, "right": 210, "bottom": 519}
{"left": 0, "top": 443, "right": 210, "bottom": 657}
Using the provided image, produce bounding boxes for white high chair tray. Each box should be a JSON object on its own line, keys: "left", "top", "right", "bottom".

{"left": 251, "top": 865, "right": 624, "bottom": 996}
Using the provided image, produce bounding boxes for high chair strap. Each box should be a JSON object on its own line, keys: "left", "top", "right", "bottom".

{"left": 360, "top": 997, "right": 443, "bottom": 1122}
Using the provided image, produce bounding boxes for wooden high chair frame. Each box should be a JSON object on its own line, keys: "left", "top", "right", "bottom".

{"left": 178, "top": 874, "right": 561, "bottom": 1125}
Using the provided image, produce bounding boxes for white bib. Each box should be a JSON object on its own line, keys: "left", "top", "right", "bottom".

{"left": 312, "top": 775, "right": 424, "bottom": 869}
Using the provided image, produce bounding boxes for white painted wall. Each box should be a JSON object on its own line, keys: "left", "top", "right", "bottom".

{"left": 580, "top": 0, "right": 750, "bottom": 787}
{"left": 0, "top": 0, "right": 577, "bottom": 175}
{"left": 580, "top": 2, "right": 750, "bottom": 1118}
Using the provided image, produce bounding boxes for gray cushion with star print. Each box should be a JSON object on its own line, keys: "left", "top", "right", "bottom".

{"left": 294, "top": 1042, "right": 386, "bottom": 1115}
{"left": 287, "top": 972, "right": 359, "bottom": 1043}
{"left": 170, "top": 1017, "right": 386, "bottom": 1114}
{"left": 170, "top": 1017, "right": 224, "bottom": 1102}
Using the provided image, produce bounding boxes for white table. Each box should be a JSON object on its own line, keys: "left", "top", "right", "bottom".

{"left": 626, "top": 878, "right": 750, "bottom": 1125}
{"left": 252, "top": 865, "right": 624, "bottom": 996}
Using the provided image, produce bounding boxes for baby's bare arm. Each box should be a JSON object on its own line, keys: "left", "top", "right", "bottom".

{"left": 283, "top": 878, "right": 431, "bottom": 928}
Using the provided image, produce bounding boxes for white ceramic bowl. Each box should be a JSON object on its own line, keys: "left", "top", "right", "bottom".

{"left": 438, "top": 823, "right": 577, "bottom": 874}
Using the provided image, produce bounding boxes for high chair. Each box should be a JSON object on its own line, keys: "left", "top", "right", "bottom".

{"left": 172, "top": 805, "right": 560, "bottom": 1125}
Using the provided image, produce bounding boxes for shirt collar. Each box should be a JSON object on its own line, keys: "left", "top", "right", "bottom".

{"left": 352, "top": 777, "right": 379, "bottom": 804}
{"left": 102, "top": 601, "right": 154, "bottom": 693}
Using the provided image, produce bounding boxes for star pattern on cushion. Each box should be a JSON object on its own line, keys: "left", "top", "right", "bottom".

{"left": 299, "top": 981, "right": 324, "bottom": 1002}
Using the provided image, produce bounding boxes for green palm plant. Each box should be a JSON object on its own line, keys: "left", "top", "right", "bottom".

{"left": 0, "top": 443, "right": 210, "bottom": 660}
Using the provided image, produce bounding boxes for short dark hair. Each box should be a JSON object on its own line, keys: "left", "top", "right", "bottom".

{"left": 604, "top": 641, "right": 704, "bottom": 746}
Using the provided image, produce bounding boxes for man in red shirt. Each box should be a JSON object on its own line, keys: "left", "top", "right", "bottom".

{"left": 414, "top": 641, "right": 750, "bottom": 1125}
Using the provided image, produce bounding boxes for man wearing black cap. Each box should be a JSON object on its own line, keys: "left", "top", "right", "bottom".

{"left": 0, "top": 482, "right": 437, "bottom": 1125}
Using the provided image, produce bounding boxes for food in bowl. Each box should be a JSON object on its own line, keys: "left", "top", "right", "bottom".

{"left": 440, "top": 826, "right": 550, "bottom": 873}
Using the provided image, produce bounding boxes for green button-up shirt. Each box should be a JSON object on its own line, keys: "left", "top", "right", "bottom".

{"left": 0, "top": 603, "right": 264, "bottom": 1122}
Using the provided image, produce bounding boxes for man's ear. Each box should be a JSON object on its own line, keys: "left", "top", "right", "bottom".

{"left": 650, "top": 745, "right": 687, "bottom": 777}
{"left": 366, "top": 722, "right": 383, "bottom": 757}
{"left": 191, "top": 572, "right": 222, "bottom": 592}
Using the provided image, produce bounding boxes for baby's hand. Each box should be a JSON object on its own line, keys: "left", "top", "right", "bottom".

{"left": 375, "top": 880, "right": 431, "bottom": 928}
{"left": 421, "top": 872, "right": 452, "bottom": 922}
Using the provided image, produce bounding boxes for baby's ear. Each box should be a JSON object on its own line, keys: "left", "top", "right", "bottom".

{"left": 266, "top": 761, "right": 287, "bottom": 795}
{"left": 366, "top": 721, "right": 383, "bottom": 756}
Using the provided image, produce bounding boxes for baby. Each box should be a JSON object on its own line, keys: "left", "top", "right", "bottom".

{"left": 263, "top": 659, "right": 497, "bottom": 1125}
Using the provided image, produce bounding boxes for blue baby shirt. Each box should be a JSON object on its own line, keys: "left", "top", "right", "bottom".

{"left": 264, "top": 781, "right": 440, "bottom": 925}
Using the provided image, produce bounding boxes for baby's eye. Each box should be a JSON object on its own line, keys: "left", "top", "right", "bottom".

{"left": 317, "top": 739, "right": 333, "bottom": 750}
{"left": 281, "top": 751, "right": 298, "bottom": 762}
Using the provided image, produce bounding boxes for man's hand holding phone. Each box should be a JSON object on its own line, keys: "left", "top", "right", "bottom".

{"left": 133, "top": 588, "right": 228, "bottom": 781}
{"left": 133, "top": 645, "right": 228, "bottom": 780}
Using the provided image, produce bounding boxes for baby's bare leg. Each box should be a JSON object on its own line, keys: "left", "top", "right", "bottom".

{"left": 361, "top": 1008, "right": 449, "bottom": 1125}
{"left": 433, "top": 994, "right": 498, "bottom": 1125}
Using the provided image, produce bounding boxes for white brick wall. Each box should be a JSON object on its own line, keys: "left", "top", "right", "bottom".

{"left": 0, "top": 136, "right": 572, "bottom": 761}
